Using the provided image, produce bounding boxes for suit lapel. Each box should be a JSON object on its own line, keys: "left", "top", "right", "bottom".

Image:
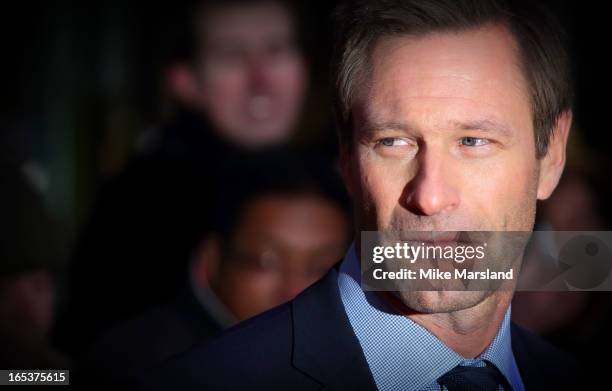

{"left": 291, "top": 265, "right": 377, "bottom": 390}
{"left": 510, "top": 322, "right": 574, "bottom": 390}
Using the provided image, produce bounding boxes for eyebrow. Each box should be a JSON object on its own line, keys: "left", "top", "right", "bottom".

{"left": 452, "top": 119, "right": 514, "bottom": 138}
{"left": 358, "top": 117, "right": 513, "bottom": 138}
{"left": 357, "top": 118, "right": 412, "bottom": 135}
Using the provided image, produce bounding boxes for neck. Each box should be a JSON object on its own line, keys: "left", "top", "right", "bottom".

{"left": 381, "top": 291, "right": 512, "bottom": 357}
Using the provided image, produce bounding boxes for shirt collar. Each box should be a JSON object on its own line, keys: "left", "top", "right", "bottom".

{"left": 338, "top": 242, "right": 523, "bottom": 391}
{"left": 190, "top": 268, "right": 236, "bottom": 328}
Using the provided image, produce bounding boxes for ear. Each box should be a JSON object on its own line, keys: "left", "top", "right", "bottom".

{"left": 166, "top": 63, "right": 200, "bottom": 106}
{"left": 537, "top": 110, "right": 572, "bottom": 200}
{"left": 190, "top": 235, "right": 222, "bottom": 289}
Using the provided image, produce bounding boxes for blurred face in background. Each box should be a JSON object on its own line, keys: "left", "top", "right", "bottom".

{"left": 201, "top": 194, "right": 348, "bottom": 321}
{"left": 174, "top": 1, "right": 307, "bottom": 147}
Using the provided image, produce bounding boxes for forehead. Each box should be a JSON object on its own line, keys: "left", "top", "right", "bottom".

{"left": 241, "top": 194, "right": 343, "bottom": 225}
{"left": 354, "top": 24, "right": 532, "bottom": 133}
{"left": 235, "top": 194, "right": 347, "bottom": 249}
{"left": 199, "top": 3, "right": 294, "bottom": 47}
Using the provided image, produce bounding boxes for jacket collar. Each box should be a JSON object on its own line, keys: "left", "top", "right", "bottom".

{"left": 291, "top": 263, "right": 377, "bottom": 390}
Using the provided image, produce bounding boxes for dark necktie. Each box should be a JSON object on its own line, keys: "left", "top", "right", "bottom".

{"left": 436, "top": 362, "right": 513, "bottom": 391}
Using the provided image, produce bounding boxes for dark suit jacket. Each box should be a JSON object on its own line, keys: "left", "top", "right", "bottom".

{"left": 136, "top": 266, "right": 580, "bottom": 390}
{"left": 80, "top": 288, "right": 223, "bottom": 384}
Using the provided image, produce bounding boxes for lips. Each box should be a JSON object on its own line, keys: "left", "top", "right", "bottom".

{"left": 247, "top": 95, "right": 273, "bottom": 120}
{"left": 397, "top": 231, "right": 462, "bottom": 243}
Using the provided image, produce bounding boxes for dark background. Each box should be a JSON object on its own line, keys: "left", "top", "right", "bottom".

{"left": 2, "top": 0, "right": 611, "bottom": 373}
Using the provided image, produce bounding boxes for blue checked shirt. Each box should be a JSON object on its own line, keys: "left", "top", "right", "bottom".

{"left": 338, "top": 243, "right": 525, "bottom": 391}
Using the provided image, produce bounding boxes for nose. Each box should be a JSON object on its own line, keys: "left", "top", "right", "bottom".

{"left": 247, "top": 55, "right": 274, "bottom": 92}
{"left": 403, "top": 144, "right": 460, "bottom": 216}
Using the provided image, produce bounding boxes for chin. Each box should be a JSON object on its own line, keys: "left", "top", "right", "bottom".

{"left": 394, "top": 290, "right": 492, "bottom": 314}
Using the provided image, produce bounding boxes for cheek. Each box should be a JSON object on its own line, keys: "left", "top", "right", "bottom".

{"left": 224, "top": 269, "right": 277, "bottom": 320}
{"left": 201, "top": 67, "right": 248, "bottom": 113}
{"left": 357, "top": 150, "right": 413, "bottom": 225}
{"left": 462, "top": 154, "right": 538, "bottom": 229}
{"left": 272, "top": 60, "right": 305, "bottom": 100}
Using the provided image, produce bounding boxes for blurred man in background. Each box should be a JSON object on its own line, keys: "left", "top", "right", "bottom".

{"left": 57, "top": 0, "right": 312, "bottom": 358}
{"left": 161, "top": 0, "right": 307, "bottom": 148}
{"left": 79, "top": 151, "right": 350, "bottom": 383}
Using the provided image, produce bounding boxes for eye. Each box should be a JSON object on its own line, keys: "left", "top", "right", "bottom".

{"left": 377, "top": 137, "right": 410, "bottom": 147}
{"left": 460, "top": 137, "right": 489, "bottom": 147}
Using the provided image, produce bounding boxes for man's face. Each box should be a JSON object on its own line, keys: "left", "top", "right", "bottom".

{"left": 346, "top": 25, "right": 545, "bottom": 312}
{"left": 214, "top": 194, "right": 348, "bottom": 321}
{"left": 192, "top": 2, "right": 306, "bottom": 147}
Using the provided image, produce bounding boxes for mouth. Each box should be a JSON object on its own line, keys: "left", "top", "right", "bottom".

{"left": 397, "top": 231, "right": 463, "bottom": 244}
{"left": 247, "top": 95, "right": 273, "bottom": 120}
